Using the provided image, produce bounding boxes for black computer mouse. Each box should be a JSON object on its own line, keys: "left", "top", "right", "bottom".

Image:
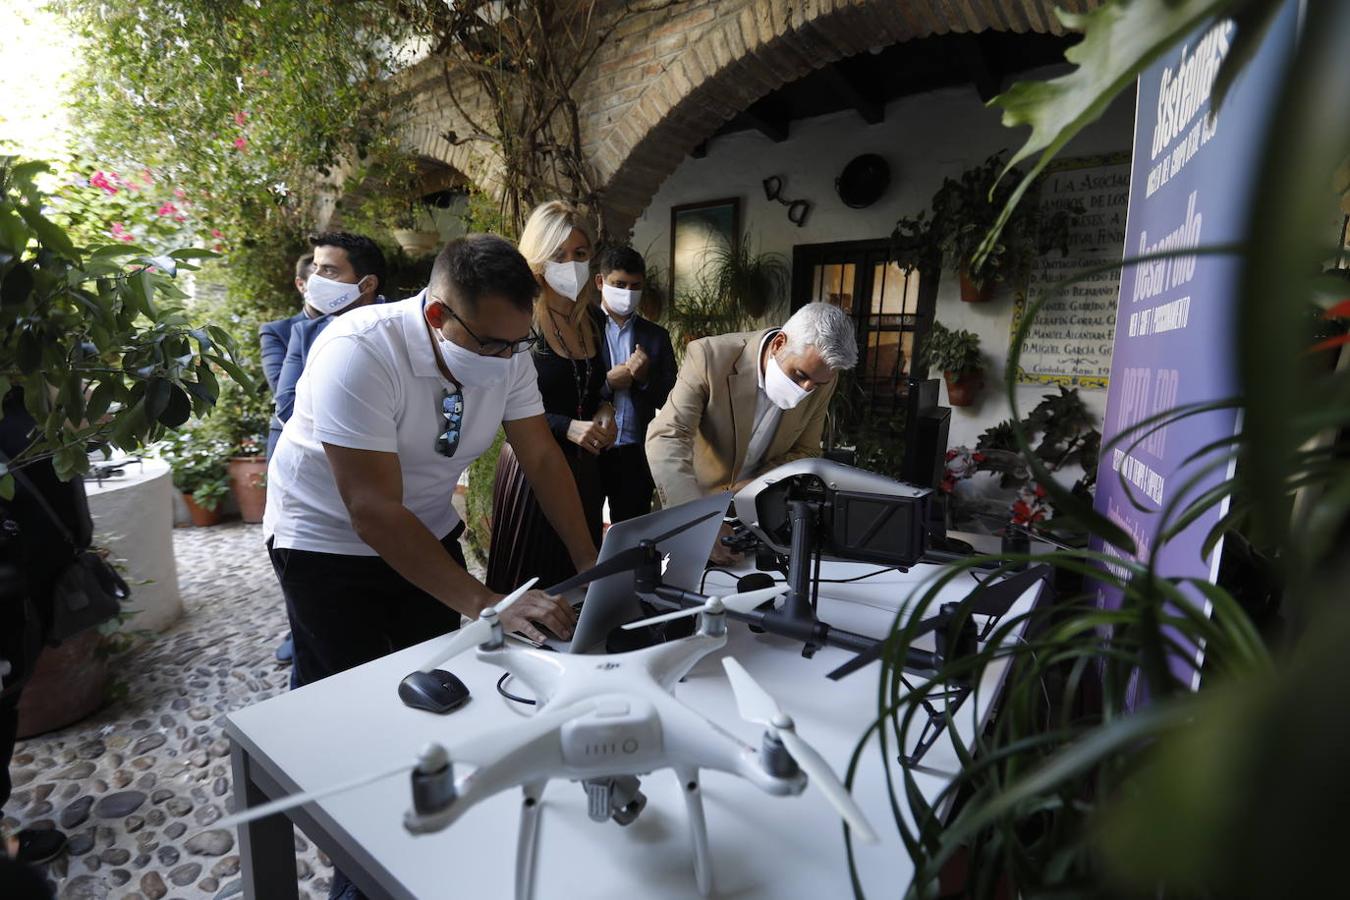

{"left": 398, "top": 669, "right": 471, "bottom": 714}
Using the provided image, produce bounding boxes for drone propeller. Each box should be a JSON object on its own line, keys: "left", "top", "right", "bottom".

{"left": 216, "top": 757, "right": 419, "bottom": 831}
{"left": 418, "top": 577, "right": 539, "bottom": 673}
{"left": 620, "top": 586, "right": 785, "bottom": 631}
{"left": 721, "top": 658, "right": 879, "bottom": 844}
{"left": 545, "top": 506, "right": 725, "bottom": 595}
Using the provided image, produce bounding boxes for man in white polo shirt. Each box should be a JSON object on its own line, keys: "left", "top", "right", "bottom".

{"left": 264, "top": 235, "right": 590, "bottom": 689}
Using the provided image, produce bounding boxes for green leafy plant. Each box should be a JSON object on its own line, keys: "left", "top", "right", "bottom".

{"left": 464, "top": 428, "right": 506, "bottom": 562}
{"left": 704, "top": 235, "right": 790, "bottom": 320}
{"left": 919, "top": 320, "right": 983, "bottom": 376}
{"left": 662, "top": 280, "right": 755, "bottom": 357}
{"left": 157, "top": 431, "right": 232, "bottom": 509}
{"left": 927, "top": 151, "right": 1082, "bottom": 290}
{"left": 852, "top": 3, "right": 1350, "bottom": 896}
{"left": 0, "top": 157, "right": 250, "bottom": 496}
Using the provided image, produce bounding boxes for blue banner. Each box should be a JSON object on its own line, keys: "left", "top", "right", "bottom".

{"left": 1093, "top": 2, "right": 1299, "bottom": 693}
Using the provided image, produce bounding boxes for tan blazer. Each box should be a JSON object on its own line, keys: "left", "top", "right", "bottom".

{"left": 645, "top": 329, "right": 836, "bottom": 508}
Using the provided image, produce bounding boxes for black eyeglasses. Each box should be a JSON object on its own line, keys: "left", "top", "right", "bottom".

{"left": 432, "top": 295, "right": 539, "bottom": 357}
{"left": 436, "top": 387, "right": 465, "bottom": 458}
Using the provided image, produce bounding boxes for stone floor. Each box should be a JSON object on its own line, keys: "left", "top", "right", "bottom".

{"left": 5, "top": 522, "right": 345, "bottom": 900}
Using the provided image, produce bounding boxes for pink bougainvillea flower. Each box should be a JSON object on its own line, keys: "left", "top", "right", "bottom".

{"left": 110, "top": 222, "right": 135, "bottom": 243}
{"left": 173, "top": 187, "right": 187, "bottom": 199}
{"left": 173, "top": 214, "right": 186, "bottom": 224}
{"left": 234, "top": 110, "right": 247, "bottom": 126}
{"left": 157, "top": 201, "right": 179, "bottom": 217}
{"left": 90, "top": 171, "right": 118, "bottom": 195}
{"left": 233, "top": 137, "right": 248, "bottom": 151}
{"left": 210, "top": 229, "right": 225, "bottom": 239}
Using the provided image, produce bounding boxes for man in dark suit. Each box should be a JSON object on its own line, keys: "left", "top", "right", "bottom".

{"left": 594, "top": 246, "right": 677, "bottom": 523}
{"left": 259, "top": 253, "right": 317, "bottom": 394}
{"left": 266, "top": 233, "right": 387, "bottom": 460}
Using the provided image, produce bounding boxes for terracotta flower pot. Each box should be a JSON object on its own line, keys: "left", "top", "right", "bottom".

{"left": 228, "top": 456, "right": 268, "bottom": 524}
{"left": 183, "top": 492, "right": 224, "bottom": 527}
{"left": 16, "top": 629, "right": 109, "bottom": 738}
{"left": 944, "top": 369, "right": 982, "bottom": 407}
{"left": 959, "top": 269, "right": 995, "bottom": 303}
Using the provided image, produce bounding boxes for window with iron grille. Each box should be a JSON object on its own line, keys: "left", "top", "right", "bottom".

{"left": 790, "top": 238, "right": 939, "bottom": 412}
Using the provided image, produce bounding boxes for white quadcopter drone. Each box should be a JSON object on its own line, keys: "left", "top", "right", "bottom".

{"left": 220, "top": 577, "right": 879, "bottom": 898}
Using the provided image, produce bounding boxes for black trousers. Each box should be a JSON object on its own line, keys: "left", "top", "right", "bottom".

{"left": 599, "top": 442, "right": 655, "bottom": 525}
{"left": 268, "top": 526, "right": 466, "bottom": 688}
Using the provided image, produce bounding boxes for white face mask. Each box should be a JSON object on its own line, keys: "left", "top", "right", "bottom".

{"left": 764, "top": 351, "right": 811, "bottom": 410}
{"left": 544, "top": 260, "right": 589, "bottom": 301}
{"left": 305, "top": 272, "right": 367, "bottom": 315}
{"left": 434, "top": 325, "right": 512, "bottom": 388}
{"left": 601, "top": 283, "right": 641, "bottom": 317}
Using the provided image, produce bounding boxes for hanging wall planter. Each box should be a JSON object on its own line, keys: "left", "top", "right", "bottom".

{"left": 393, "top": 229, "right": 442, "bottom": 258}
{"left": 944, "top": 369, "right": 983, "bottom": 407}
{"left": 959, "top": 269, "right": 996, "bottom": 303}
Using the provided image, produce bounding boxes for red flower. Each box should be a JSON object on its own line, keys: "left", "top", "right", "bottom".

{"left": 972, "top": 452, "right": 986, "bottom": 463}
{"left": 210, "top": 229, "right": 224, "bottom": 239}
{"left": 109, "top": 222, "right": 134, "bottom": 243}
{"left": 1033, "top": 483, "right": 1047, "bottom": 498}
{"left": 234, "top": 110, "right": 248, "bottom": 126}
{"left": 90, "top": 171, "right": 118, "bottom": 195}
{"left": 945, "top": 449, "right": 958, "bottom": 462}
{"left": 156, "top": 201, "right": 179, "bottom": 217}
{"left": 233, "top": 137, "right": 248, "bottom": 151}
{"left": 940, "top": 475, "right": 957, "bottom": 494}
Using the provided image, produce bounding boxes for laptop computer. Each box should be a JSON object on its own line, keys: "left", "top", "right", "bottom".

{"left": 533, "top": 492, "right": 731, "bottom": 654}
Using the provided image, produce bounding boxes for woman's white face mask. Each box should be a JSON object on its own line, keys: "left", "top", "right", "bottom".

{"left": 305, "top": 272, "right": 369, "bottom": 315}
{"left": 544, "top": 260, "right": 589, "bottom": 302}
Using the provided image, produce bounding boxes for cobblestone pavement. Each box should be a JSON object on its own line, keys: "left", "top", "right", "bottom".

{"left": 5, "top": 521, "right": 424, "bottom": 900}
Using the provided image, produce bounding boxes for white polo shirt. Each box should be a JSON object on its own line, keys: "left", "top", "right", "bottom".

{"left": 263, "top": 294, "right": 544, "bottom": 555}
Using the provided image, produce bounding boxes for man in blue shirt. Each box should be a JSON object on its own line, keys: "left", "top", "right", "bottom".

{"left": 594, "top": 246, "right": 677, "bottom": 522}
{"left": 258, "top": 253, "right": 317, "bottom": 395}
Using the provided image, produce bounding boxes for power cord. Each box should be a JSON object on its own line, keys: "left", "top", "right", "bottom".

{"left": 496, "top": 672, "right": 536, "bottom": 706}
{"left": 699, "top": 565, "right": 898, "bottom": 593}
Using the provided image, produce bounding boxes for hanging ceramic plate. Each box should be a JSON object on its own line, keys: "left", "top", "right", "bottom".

{"left": 835, "top": 154, "right": 891, "bottom": 209}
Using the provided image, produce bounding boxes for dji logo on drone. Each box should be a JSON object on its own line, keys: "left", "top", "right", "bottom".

{"left": 595, "top": 662, "right": 621, "bottom": 670}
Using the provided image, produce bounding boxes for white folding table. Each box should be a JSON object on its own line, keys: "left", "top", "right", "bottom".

{"left": 226, "top": 545, "right": 1041, "bottom": 899}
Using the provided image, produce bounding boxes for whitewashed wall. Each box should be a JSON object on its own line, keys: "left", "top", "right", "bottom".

{"left": 631, "top": 67, "right": 1138, "bottom": 450}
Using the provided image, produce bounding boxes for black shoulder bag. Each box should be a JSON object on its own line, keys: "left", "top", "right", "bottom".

{"left": 7, "top": 461, "right": 130, "bottom": 644}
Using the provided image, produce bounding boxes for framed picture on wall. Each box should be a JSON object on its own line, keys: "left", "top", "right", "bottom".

{"left": 670, "top": 198, "right": 740, "bottom": 300}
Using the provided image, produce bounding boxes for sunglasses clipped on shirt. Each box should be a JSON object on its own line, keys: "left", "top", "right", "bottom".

{"left": 436, "top": 387, "right": 465, "bottom": 458}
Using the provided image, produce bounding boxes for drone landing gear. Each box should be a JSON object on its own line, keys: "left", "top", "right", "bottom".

{"left": 516, "top": 780, "right": 546, "bottom": 900}
{"left": 674, "top": 766, "right": 712, "bottom": 897}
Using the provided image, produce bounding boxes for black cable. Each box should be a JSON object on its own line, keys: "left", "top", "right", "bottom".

{"left": 816, "top": 566, "right": 898, "bottom": 584}
{"left": 700, "top": 565, "right": 898, "bottom": 591}
{"left": 496, "top": 672, "right": 536, "bottom": 706}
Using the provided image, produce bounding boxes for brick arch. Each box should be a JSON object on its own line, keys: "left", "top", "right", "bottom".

{"left": 593, "top": 0, "right": 1081, "bottom": 236}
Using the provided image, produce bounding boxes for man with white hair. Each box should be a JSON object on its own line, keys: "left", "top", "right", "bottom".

{"left": 645, "top": 302, "right": 857, "bottom": 562}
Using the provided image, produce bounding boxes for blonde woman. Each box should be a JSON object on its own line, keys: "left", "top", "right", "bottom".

{"left": 486, "top": 201, "right": 614, "bottom": 594}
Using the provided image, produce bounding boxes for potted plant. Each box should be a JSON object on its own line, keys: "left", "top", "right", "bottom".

{"left": 228, "top": 436, "right": 268, "bottom": 523}
{"left": 921, "top": 321, "right": 984, "bottom": 406}
{"left": 705, "top": 236, "right": 789, "bottom": 319}
{"left": 207, "top": 381, "right": 274, "bottom": 523}
{"left": 663, "top": 280, "right": 755, "bottom": 353}
{"left": 160, "top": 433, "right": 232, "bottom": 526}
{"left": 926, "top": 152, "right": 1081, "bottom": 302}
